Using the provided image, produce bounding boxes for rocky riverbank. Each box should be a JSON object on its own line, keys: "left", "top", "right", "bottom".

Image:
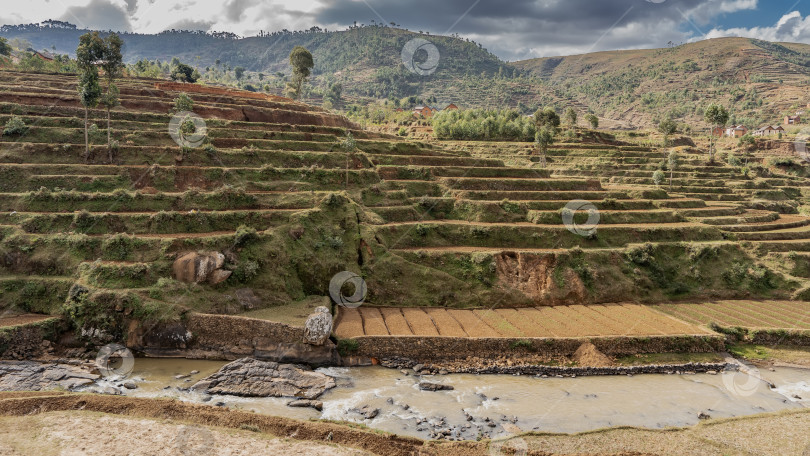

{"left": 0, "top": 361, "right": 100, "bottom": 391}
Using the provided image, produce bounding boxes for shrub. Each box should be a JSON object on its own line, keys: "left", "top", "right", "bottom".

{"left": 337, "top": 338, "right": 359, "bottom": 356}
{"left": 233, "top": 225, "right": 259, "bottom": 248}
{"left": 738, "top": 134, "right": 756, "bottom": 151}
{"left": 3, "top": 116, "right": 28, "bottom": 136}
{"left": 500, "top": 199, "right": 521, "bottom": 214}
{"left": 415, "top": 224, "right": 432, "bottom": 236}
{"left": 173, "top": 92, "right": 194, "bottom": 112}
{"left": 727, "top": 153, "right": 742, "bottom": 167}
{"left": 768, "top": 157, "right": 798, "bottom": 168}
{"left": 72, "top": 210, "right": 95, "bottom": 233}
{"left": 652, "top": 170, "right": 665, "bottom": 187}
{"left": 510, "top": 339, "right": 533, "bottom": 350}
{"left": 102, "top": 233, "right": 137, "bottom": 261}
{"left": 625, "top": 243, "right": 654, "bottom": 265}
{"left": 232, "top": 260, "right": 259, "bottom": 283}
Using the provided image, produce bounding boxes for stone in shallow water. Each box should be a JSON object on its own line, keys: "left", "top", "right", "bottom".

{"left": 418, "top": 381, "right": 454, "bottom": 392}
{"left": 287, "top": 398, "right": 324, "bottom": 411}
{"left": 190, "top": 357, "right": 336, "bottom": 399}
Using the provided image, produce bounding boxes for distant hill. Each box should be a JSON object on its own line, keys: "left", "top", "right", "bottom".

{"left": 0, "top": 23, "right": 507, "bottom": 103}
{"left": 513, "top": 37, "right": 810, "bottom": 129}
{"left": 3, "top": 22, "right": 810, "bottom": 129}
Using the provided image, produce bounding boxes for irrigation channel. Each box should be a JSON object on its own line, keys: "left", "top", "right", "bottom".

{"left": 88, "top": 358, "right": 810, "bottom": 441}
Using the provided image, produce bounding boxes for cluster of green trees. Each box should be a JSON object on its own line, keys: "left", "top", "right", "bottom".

{"left": 432, "top": 109, "right": 538, "bottom": 141}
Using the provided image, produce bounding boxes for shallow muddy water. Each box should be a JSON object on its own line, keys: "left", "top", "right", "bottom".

{"left": 113, "top": 358, "right": 810, "bottom": 440}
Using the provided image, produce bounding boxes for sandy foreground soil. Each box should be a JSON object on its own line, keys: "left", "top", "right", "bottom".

{"left": 0, "top": 411, "right": 372, "bottom": 456}
{"left": 1, "top": 405, "right": 810, "bottom": 455}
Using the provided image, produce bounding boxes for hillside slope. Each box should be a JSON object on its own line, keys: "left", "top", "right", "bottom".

{"left": 513, "top": 37, "right": 810, "bottom": 128}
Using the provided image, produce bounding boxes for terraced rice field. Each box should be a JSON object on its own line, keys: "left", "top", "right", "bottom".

{"left": 334, "top": 304, "right": 714, "bottom": 338}
{"left": 653, "top": 300, "right": 810, "bottom": 330}
{"left": 2, "top": 70, "right": 810, "bottom": 353}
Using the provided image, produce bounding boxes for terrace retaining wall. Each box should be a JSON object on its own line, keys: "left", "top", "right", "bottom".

{"left": 348, "top": 334, "right": 725, "bottom": 362}
{"left": 131, "top": 313, "right": 339, "bottom": 366}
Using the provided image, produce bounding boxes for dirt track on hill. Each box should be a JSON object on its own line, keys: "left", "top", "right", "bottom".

{"left": 0, "top": 315, "right": 54, "bottom": 328}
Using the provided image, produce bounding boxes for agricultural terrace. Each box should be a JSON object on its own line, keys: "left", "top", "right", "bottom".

{"left": 334, "top": 304, "right": 713, "bottom": 338}
{"left": 0, "top": 70, "right": 809, "bottom": 358}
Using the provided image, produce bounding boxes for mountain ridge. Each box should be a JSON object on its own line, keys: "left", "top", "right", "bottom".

{"left": 3, "top": 23, "right": 810, "bottom": 128}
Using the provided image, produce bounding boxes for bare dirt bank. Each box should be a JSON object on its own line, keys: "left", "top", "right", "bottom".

{"left": 1, "top": 392, "right": 809, "bottom": 455}
{"left": 0, "top": 411, "right": 370, "bottom": 456}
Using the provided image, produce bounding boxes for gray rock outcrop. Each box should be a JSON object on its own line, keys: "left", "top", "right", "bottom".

{"left": 190, "top": 357, "right": 335, "bottom": 399}
{"left": 0, "top": 361, "right": 100, "bottom": 391}
{"left": 303, "top": 306, "right": 333, "bottom": 346}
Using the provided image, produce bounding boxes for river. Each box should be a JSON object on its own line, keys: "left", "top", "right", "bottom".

{"left": 110, "top": 358, "right": 810, "bottom": 440}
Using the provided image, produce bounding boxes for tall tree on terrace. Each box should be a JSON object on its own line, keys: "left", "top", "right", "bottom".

{"left": 585, "top": 113, "right": 599, "bottom": 129}
{"left": 286, "top": 46, "right": 314, "bottom": 99}
{"left": 704, "top": 104, "right": 729, "bottom": 163}
{"left": 99, "top": 33, "right": 124, "bottom": 162}
{"left": 667, "top": 150, "right": 679, "bottom": 191}
{"left": 564, "top": 107, "right": 577, "bottom": 129}
{"left": 657, "top": 118, "right": 677, "bottom": 147}
{"left": 76, "top": 32, "right": 104, "bottom": 162}
{"left": 534, "top": 126, "right": 555, "bottom": 167}
{"left": 533, "top": 107, "right": 560, "bottom": 134}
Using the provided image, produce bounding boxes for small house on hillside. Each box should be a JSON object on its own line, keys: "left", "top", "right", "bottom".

{"left": 444, "top": 103, "right": 459, "bottom": 111}
{"left": 711, "top": 126, "right": 725, "bottom": 138}
{"left": 752, "top": 125, "right": 784, "bottom": 137}
{"left": 785, "top": 115, "right": 801, "bottom": 126}
{"left": 413, "top": 106, "right": 437, "bottom": 117}
{"left": 27, "top": 49, "right": 54, "bottom": 61}
{"left": 724, "top": 125, "right": 748, "bottom": 137}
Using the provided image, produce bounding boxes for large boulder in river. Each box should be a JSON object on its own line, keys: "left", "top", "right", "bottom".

{"left": 303, "top": 306, "right": 333, "bottom": 346}
{"left": 190, "top": 357, "right": 335, "bottom": 399}
{"left": 172, "top": 251, "right": 229, "bottom": 285}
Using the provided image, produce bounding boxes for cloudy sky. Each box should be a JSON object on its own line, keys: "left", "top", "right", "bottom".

{"left": 2, "top": 0, "right": 810, "bottom": 60}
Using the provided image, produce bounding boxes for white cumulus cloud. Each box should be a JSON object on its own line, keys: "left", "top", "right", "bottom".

{"left": 705, "top": 11, "right": 810, "bottom": 42}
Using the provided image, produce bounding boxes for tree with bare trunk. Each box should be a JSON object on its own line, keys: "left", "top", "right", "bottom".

{"left": 99, "top": 33, "right": 123, "bottom": 163}
{"left": 76, "top": 32, "right": 104, "bottom": 162}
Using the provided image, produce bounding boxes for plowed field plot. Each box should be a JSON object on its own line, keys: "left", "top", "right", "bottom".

{"left": 334, "top": 304, "right": 712, "bottom": 338}
{"left": 653, "top": 300, "right": 810, "bottom": 330}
